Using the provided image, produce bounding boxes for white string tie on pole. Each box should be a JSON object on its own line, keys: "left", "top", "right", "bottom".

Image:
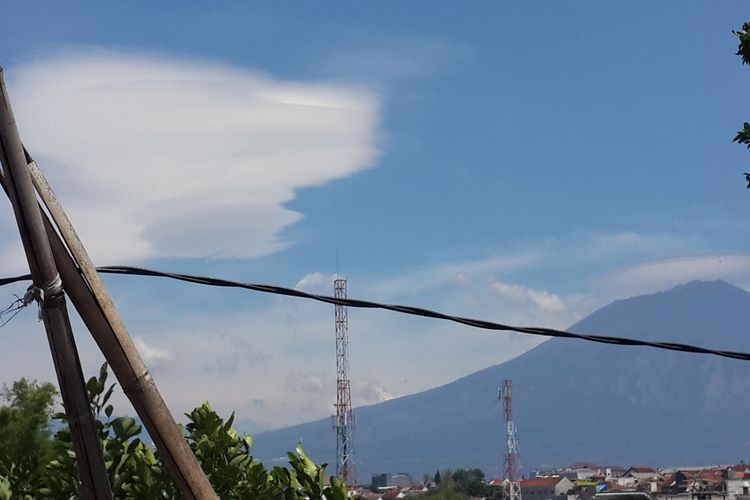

{"left": 22, "top": 273, "right": 63, "bottom": 320}
{"left": 0, "top": 274, "right": 61, "bottom": 327}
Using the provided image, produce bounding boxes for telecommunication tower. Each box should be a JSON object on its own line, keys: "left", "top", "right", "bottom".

{"left": 501, "top": 380, "right": 522, "bottom": 500}
{"left": 332, "top": 278, "right": 355, "bottom": 483}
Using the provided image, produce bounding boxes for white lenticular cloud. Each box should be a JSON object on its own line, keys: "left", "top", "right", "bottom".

{"left": 2, "top": 49, "right": 381, "bottom": 269}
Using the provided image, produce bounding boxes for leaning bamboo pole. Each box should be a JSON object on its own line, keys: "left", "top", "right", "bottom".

{"left": 25, "top": 153, "right": 218, "bottom": 499}
{"left": 0, "top": 68, "right": 113, "bottom": 499}
{"left": 0, "top": 66, "right": 217, "bottom": 499}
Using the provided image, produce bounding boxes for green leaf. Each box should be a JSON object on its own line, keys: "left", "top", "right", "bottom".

{"left": 86, "top": 375, "right": 101, "bottom": 398}
{"left": 224, "top": 411, "right": 235, "bottom": 431}
{"left": 112, "top": 416, "right": 140, "bottom": 440}
{"left": 734, "top": 22, "right": 750, "bottom": 65}
{"left": 328, "top": 477, "right": 348, "bottom": 500}
{"left": 99, "top": 362, "right": 109, "bottom": 385}
{"left": 0, "top": 476, "right": 11, "bottom": 500}
{"left": 126, "top": 438, "right": 142, "bottom": 455}
{"left": 101, "top": 383, "right": 116, "bottom": 407}
{"left": 228, "top": 454, "right": 250, "bottom": 469}
{"left": 241, "top": 435, "right": 253, "bottom": 456}
{"left": 294, "top": 444, "right": 318, "bottom": 478}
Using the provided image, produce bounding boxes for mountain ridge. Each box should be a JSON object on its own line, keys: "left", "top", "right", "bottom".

{"left": 250, "top": 279, "right": 750, "bottom": 481}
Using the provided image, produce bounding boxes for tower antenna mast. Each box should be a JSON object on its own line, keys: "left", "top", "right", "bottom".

{"left": 501, "top": 380, "right": 522, "bottom": 500}
{"left": 333, "top": 277, "right": 355, "bottom": 484}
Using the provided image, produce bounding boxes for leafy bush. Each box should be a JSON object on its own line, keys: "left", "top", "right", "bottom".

{"left": 0, "top": 363, "right": 348, "bottom": 499}
{"left": 0, "top": 378, "right": 57, "bottom": 498}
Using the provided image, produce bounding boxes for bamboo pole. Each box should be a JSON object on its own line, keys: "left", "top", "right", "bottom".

{"left": 25, "top": 155, "right": 218, "bottom": 499}
{"left": 0, "top": 66, "right": 216, "bottom": 499}
{"left": 0, "top": 68, "right": 113, "bottom": 499}
{"left": 0, "top": 163, "right": 216, "bottom": 499}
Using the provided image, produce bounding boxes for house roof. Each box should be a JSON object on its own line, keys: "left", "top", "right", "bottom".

{"left": 568, "top": 462, "right": 603, "bottom": 470}
{"left": 677, "top": 470, "right": 723, "bottom": 481}
{"left": 604, "top": 482, "right": 632, "bottom": 491}
{"left": 658, "top": 474, "right": 675, "bottom": 484}
{"left": 626, "top": 467, "right": 656, "bottom": 474}
{"left": 522, "top": 477, "right": 567, "bottom": 488}
{"left": 381, "top": 487, "right": 402, "bottom": 500}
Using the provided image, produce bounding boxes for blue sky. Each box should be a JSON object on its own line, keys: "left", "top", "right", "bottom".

{"left": 1, "top": 2, "right": 749, "bottom": 431}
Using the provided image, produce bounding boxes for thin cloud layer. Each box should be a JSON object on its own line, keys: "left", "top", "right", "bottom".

{"left": 2, "top": 49, "right": 381, "bottom": 269}
{"left": 597, "top": 254, "right": 750, "bottom": 298}
{"left": 138, "top": 237, "right": 750, "bottom": 430}
{"left": 1, "top": 228, "right": 746, "bottom": 432}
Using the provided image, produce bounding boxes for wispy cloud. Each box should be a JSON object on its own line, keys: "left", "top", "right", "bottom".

{"left": 596, "top": 254, "right": 750, "bottom": 298}
{"left": 313, "top": 33, "right": 472, "bottom": 84}
{"left": 353, "top": 379, "right": 395, "bottom": 406}
{"left": 369, "top": 251, "right": 545, "bottom": 300}
{"left": 118, "top": 240, "right": 750, "bottom": 430}
{"left": 133, "top": 336, "right": 174, "bottom": 367}
{"left": 295, "top": 272, "right": 340, "bottom": 293}
{"left": 492, "top": 282, "right": 566, "bottom": 313}
{"left": 585, "top": 231, "right": 700, "bottom": 261}
{"left": 201, "top": 332, "right": 273, "bottom": 375}
{"left": 0, "top": 49, "right": 382, "bottom": 272}
{"left": 283, "top": 370, "right": 333, "bottom": 417}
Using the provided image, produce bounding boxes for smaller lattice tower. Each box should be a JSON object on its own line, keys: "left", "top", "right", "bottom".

{"left": 501, "top": 380, "right": 522, "bottom": 500}
{"left": 332, "top": 278, "right": 355, "bottom": 484}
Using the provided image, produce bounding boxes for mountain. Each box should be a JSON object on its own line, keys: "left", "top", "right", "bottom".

{"left": 250, "top": 280, "right": 750, "bottom": 482}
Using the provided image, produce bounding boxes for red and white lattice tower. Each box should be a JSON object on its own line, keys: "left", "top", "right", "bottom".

{"left": 501, "top": 380, "right": 522, "bottom": 500}
{"left": 332, "top": 278, "right": 355, "bottom": 484}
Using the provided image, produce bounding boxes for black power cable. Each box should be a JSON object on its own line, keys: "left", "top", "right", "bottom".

{"left": 1, "top": 265, "right": 749, "bottom": 362}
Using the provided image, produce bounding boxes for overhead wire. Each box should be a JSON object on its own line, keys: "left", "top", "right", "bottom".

{"left": 0, "top": 265, "right": 749, "bottom": 362}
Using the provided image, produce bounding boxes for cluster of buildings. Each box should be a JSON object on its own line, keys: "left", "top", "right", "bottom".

{"left": 354, "top": 463, "right": 750, "bottom": 500}
{"left": 359, "top": 473, "right": 431, "bottom": 499}
{"left": 522, "top": 462, "right": 750, "bottom": 500}
{"left": 358, "top": 484, "right": 430, "bottom": 500}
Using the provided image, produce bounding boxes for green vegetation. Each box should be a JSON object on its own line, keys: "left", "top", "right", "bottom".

{"left": 0, "top": 378, "right": 58, "bottom": 498}
{"left": 732, "top": 22, "right": 750, "bottom": 187}
{"left": 425, "top": 468, "right": 504, "bottom": 499}
{"left": 0, "top": 364, "right": 347, "bottom": 499}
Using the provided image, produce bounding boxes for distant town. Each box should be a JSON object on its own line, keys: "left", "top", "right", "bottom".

{"left": 357, "top": 462, "right": 750, "bottom": 500}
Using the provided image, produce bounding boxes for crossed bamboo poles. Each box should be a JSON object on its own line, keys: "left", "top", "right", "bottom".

{"left": 0, "top": 67, "right": 218, "bottom": 499}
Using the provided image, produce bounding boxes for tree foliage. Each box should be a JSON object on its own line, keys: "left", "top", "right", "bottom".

{"left": 734, "top": 22, "right": 750, "bottom": 66}
{"left": 733, "top": 22, "right": 750, "bottom": 187}
{"left": 452, "top": 468, "right": 485, "bottom": 496}
{"left": 425, "top": 468, "right": 503, "bottom": 500}
{"left": 0, "top": 364, "right": 347, "bottom": 499}
{"left": 0, "top": 378, "right": 57, "bottom": 498}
